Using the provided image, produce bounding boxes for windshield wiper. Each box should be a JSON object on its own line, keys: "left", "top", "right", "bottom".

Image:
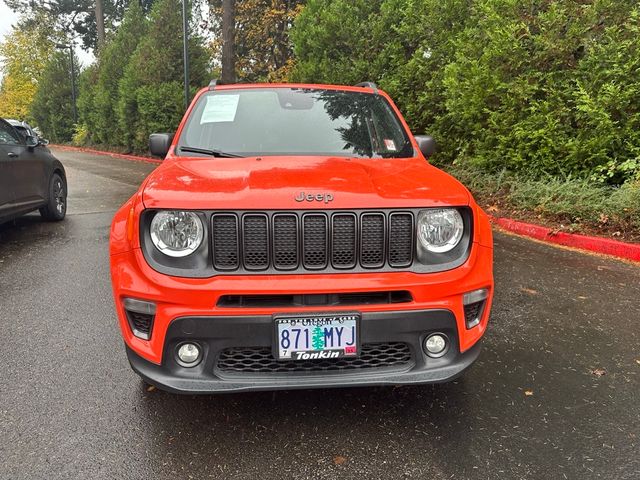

{"left": 179, "top": 146, "right": 244, "bottom": 158}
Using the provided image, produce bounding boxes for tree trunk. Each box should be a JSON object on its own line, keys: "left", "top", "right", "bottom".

{"left": 95, "top": 0, "right": 105, "bottom": 48}
{"left": 221, "top": 0, "right": 235, "bottom": 83}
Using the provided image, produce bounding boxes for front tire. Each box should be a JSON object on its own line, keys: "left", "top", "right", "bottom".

{"left": 39, "top": 173, "right": 67, "bottom": 221}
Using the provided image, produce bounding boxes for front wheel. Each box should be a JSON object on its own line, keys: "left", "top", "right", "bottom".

{"left": 39, "top": 173, "right": 67, "bottom": 221}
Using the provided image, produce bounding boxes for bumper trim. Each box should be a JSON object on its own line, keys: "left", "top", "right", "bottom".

{"left": 125, "top": 308, "right": 483, "bottom": 394}
{"left": 126, "top": 340, "right": 481, "bottom": 394}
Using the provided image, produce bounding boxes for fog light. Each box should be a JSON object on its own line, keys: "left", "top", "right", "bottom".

{"left": 424, "top": 333, "right": 448, "bottom": 358}
{"left": 177, "top": 343, "right": 201, "bottom": 366}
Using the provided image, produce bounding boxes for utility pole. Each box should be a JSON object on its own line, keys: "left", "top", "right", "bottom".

{"left": 182, "top": 0, "right": 190, "bottom": 109}
{"left": 55, "top": 44, "right": 78, "bottom": 124}
{"left": 95, "top": 0, "right": 105, "bottom": 48}
{"left": 221, "top": 0, "right": 235, "bottom": 84}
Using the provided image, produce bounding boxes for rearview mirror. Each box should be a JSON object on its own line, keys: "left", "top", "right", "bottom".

{"left": 149, "top": 133, "right": 174, "bottom": 158}
{"left": 415, "top": 135, "right": 437, "bottom": 158}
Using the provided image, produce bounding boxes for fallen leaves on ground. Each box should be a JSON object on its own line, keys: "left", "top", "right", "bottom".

{"left": 635, "top": 359, "right": 640, "bottom": 365}
{"left": 524, "top": 390, "right": 534, "bottom": 396}
{"left": 333, "top": 456, "right": 347, "bottom": 466}
{"left": 520, "top": 287, "right": 538, "bottom": 295}
{"left": 590, "top": 368, "right": 607, "bottom": 377}
{"left": 146, "top": 385, "right": 156, "bottom": 392}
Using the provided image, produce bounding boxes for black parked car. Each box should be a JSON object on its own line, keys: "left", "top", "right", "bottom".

{"left": 0, "top": 118, "right": 67, "bottom": 224}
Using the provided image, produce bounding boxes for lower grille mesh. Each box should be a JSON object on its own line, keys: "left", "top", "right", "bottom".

{"left": 216, "top": 342, "right": 412, "bottom": 374}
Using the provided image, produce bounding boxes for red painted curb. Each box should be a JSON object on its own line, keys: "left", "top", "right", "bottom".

{"left": 492, "top": 217, "right": 640, "bottom": 263}
{"left": 51, "top": 144, "right": 162, "bottom": 164}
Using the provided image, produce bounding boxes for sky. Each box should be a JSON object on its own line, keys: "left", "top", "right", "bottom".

{"left": 0, "top": 0, "right": 95, "bottom": 75}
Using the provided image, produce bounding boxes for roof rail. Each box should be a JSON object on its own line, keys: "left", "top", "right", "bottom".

{"left": 208, "top": 79, "right": 224, "bottom": 90}
{"left": 355, "top": 81, "right": 378, "bottom": 92}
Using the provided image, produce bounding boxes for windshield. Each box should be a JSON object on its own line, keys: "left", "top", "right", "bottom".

{"left": 178, "top": 88, "right": 413, "bottom": 158}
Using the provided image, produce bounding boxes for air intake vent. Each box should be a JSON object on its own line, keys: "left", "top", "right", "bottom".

{"left": 123, "top": 298, "right": 156, "bottom": 340}
{"left": 217, "top": 290, "right": 413, "bottom": 308}
{"left": 464, "top": 300, "right": 485, "bottom": 329}
{"left": 217, "top": 342, "right": 413, "bottom": 374}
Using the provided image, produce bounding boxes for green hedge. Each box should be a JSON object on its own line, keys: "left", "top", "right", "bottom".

{"left": 291, "top": 0, "right": 640, "bottom": 186}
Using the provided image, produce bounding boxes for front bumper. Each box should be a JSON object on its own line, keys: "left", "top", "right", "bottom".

{"left": 125, "top": 309, "right": 482, "bottom": 394}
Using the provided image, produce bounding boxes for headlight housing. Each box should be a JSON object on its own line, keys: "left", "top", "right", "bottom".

{"left": 417, "top": 208, "right": 464, "bottom": 253}
{"left": 150, "top": 210, "right": 204, "bottom": 257}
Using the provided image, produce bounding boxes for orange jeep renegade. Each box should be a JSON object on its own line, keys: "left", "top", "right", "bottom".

{"left": 110, "top": 81, "right": 494, "bottom": 393}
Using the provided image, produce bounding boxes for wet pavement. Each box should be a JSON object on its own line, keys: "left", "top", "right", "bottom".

{"left": 0, "top": 148, "right": 638, "bottom": 479}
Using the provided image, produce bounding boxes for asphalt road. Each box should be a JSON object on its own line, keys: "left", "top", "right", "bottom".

{"left": 0, "top": 148, "right": 638, "bottom": 480}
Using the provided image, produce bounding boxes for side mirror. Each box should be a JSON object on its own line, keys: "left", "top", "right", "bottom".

{"left": 149, "top": 133, "right": 174, "bottom": 158}
{"left": 25, "top": 135, "right": 38, "bottom": 148}
{"left": 40, "top": 138, "right": 50, "bottom": 146}
{"left": 415, "top": 135, "right": 437, "bottom": 158}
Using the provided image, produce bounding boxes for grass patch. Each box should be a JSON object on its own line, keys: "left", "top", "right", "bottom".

{"left": 445, "top": 164, "right": 640, "bottom": 242}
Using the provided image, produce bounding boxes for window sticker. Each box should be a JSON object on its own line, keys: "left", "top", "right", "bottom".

{"left": 200, "top": 94, "right": 240, "bottom": 124}
{"left": 384, "top": 139, "right": 397, "bottom": 151}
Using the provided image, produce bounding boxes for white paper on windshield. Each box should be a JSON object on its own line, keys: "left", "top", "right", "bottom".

{"left": 200, "top": 94, "right": 240, "bottom": 123}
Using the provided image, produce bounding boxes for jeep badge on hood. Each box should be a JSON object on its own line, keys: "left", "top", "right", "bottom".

{"left": 295, "top": 192, "right": 334, "bottom": 204}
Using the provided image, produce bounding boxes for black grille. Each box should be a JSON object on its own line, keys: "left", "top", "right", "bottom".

{"left": 360, "top": 213, "right": 385, "bottom": 267}
{"left": 216, "top": 342, "right": 413, "bottom": 374}
{"left": 273, "top": 214, "right": 299, "bottom": 269}
{"left": 212, "top": 215, "right": 239, "bottom": 270}
{"left": 332, "top": 214, "right": 357, "bottom": 268}
{"left": 242, "top": 214, "right": 269, "bottom": 269}
{"left": 388, "top": 213, "right": 413, "bottom": 267}
{"left": 208, "top": 210, "right": 417, "bottom": 272}
{"left": 303, "top": 214, "right": 328, "bottom": 269}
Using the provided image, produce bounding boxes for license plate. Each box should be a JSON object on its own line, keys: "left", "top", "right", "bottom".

{"left": 274, "top": 313, "right": 359, "bottom": 361}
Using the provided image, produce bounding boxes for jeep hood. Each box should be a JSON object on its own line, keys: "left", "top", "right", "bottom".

{"left": 142, "top": 155, "right": 470, "bottom": 210}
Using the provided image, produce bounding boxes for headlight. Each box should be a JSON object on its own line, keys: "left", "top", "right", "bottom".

{"left": 417, "top": 208, "right": 464, "bottom": 253}
{"left": 150, "top": 211, "right": 204, "bottom": 257}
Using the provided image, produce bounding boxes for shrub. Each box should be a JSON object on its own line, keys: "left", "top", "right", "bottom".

{"left": 134, "top": 82, "right": 184, "bottom": 152}
{"left": 72, "top": 123, "right": 89, "bottom": 146}
{"left": 291, "top": 0, "right": 640, "bottom": 186}
{"left": 30, "top": 51, "right": 78, "bottom": 142}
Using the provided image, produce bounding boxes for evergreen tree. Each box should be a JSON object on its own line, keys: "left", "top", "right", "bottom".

{"left": 30, "top": 51, "right": 79, "bottom": 142}
{"left": 92, "top": 1, "right": 148, "bottom": 146}
{"left": 117, "top": 0, "right": 209, "bottom": 151}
